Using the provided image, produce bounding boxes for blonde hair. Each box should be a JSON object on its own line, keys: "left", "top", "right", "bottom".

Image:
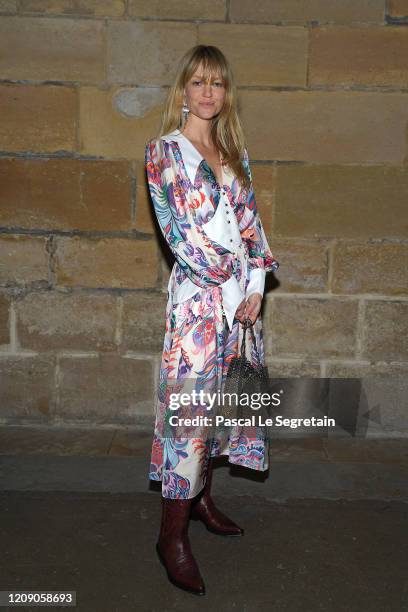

{"left": 158, "top": 45, "right": 250, "bottom": 190}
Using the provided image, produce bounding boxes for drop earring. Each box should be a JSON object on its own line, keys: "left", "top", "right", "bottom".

{"left": 182, "top": 98, "right": 189, "bottom": 123}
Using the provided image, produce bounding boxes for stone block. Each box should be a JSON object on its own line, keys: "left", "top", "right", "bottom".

{"left": 129, "top": 0, "right": 225, "bottom": 20}
{"left": 270, "top": 239, "right": 328, "bottom": 293}
{"left": 0, "top": 1, "right": 17, "bottom": 13}
{"left": 273, "top": 164, "right": 408, "bottom": 239}
{"left": 79, "top": 87, "right": 164, "bottom": 159}
{"left": 239, "top": 90, "right": 408, "bottom": 164}
{"left": 264, "top": 359, "right": 321, "bottom": 377}
{"left": 198, "top": 24, "right": 307, "bottom": 86}
{"left": 121, "top": 292, "right": 168, "bottom": 352}
{"left": 19, "top": 0, "right": 126, "bottom": 17}
{"left": 0, "top": 355, "right": 56, "bottom": 420}
{"left": 16, "top": 291, "right": 118, "bottom": 351}
{"left": 0, "top": 84, "right": 77, "bottom": 153}
{"left": 310, "top": 26, "right": 408, "bottom": 87}
{"left": 387, "top": 0, "right": 408, "bottom": 18}
{"left": 319, "top": 374, "right": 408, "bottom": 436}
{"left": 270, "top": 297, "right": 359, "bottom": 358}
{"left": 230, "top": 0, "right": 385, "bottom": 24}
{"left": 0, "top": 235, "right": 48, "bottom": 287}
{"left": 362, "top": 301, "right": 408, "bottom": 361}
{"left": 54, "top": 236, "right": 158, "bottom": 289}
{"left": 0, "top": 158, "right": 132, "bottom": 231}
{"left": 107, "top": 21, "right": 197, "bottom": 85}
{"left": 325, "top": 361, "right": 408, "bottom": 377}
{"left": 332, "top": 243, "right": 408, "bottom": 296}
{"left": 0, "top": 17, "right": 105, "bottom": 82}
{"left": 57, "top": 354, "right": 154, "bottom": 421}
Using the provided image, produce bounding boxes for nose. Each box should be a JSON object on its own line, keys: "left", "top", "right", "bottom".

{"left": 203, "top": 82, "right": 213, "bottom": 97}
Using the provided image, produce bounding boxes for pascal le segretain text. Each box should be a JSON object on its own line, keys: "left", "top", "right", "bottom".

{"left": 167, "top": 414, "right": 336, "bottom": 429}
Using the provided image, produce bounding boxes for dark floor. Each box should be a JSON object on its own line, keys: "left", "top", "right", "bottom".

{"left": 1, "top": 492, "right": 407, "bottom": 612}
{"left": 0, "top": 426, "right": 407, "bottom": 611}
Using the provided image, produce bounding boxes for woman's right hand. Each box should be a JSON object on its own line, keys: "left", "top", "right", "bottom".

{"left": 234, "top": 298, "right": 247, "bottom": 323}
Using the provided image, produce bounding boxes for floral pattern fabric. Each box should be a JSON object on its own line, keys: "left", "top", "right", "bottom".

{"left": 145, "top": 130, "right": 279, "bottom": 499}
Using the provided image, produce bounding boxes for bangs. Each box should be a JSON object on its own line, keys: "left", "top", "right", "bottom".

{"left": 185, "top": 47, "right": 229, "bottom": 85}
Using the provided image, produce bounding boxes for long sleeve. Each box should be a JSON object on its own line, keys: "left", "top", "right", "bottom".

{"left": 145, "top": 138, "right": 241, "bottom": 292}
{"left": 239, "top": 147, "right": 279, "bottom": 298}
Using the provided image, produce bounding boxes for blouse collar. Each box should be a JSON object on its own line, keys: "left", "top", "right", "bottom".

{"left": 160, "top": 128, "right": 233, "bottom": 188}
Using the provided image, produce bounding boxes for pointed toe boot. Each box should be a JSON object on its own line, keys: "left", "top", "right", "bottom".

{"left": 157, "top": 497, "right": 205, "bottom": 596}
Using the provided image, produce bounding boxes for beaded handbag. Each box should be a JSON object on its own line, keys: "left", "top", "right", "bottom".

{"left": 222, "top": 318, "right": 270, "bottom": 419}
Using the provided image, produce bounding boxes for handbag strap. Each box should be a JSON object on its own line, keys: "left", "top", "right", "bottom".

{"left": 240, "top": 318, "right": 262, "bottom": 366}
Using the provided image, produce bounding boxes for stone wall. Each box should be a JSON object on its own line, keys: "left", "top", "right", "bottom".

{"left": 0, "top": 0, "right": 407, "bottom": 426}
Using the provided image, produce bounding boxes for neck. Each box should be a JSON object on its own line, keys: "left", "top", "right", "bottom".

{"left": 181, "top": 114, "right": 213, "bottom": 147}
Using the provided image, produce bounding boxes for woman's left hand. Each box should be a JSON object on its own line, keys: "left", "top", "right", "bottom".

{"left": 244, "top": 292, "right": 263, "bottom": 324}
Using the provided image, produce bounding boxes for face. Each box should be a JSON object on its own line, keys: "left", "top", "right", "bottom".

{"left": 183, "top": 63, "right": 226, "bottom": 121}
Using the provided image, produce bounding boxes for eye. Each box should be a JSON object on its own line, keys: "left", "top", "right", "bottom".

{"left": 192, "top": 80, "right": 201, "bottom": 86}
{"left": 213, "top": 81, "right": 224, "bottom": 88}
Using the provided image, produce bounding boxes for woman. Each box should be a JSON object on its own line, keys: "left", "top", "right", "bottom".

{"left": 145, "top": 45, "right": 279, "bottom": 596}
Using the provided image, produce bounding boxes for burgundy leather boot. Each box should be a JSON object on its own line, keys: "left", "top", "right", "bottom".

{"left": 156, "top": 497, "right": 205, "bottom": 596}
{"left": 191, "top": 460, "right": 244, "bottom": 536}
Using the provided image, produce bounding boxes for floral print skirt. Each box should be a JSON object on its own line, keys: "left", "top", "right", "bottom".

{"left": 149, "top": 280, "right": 269, "bottom": 499}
